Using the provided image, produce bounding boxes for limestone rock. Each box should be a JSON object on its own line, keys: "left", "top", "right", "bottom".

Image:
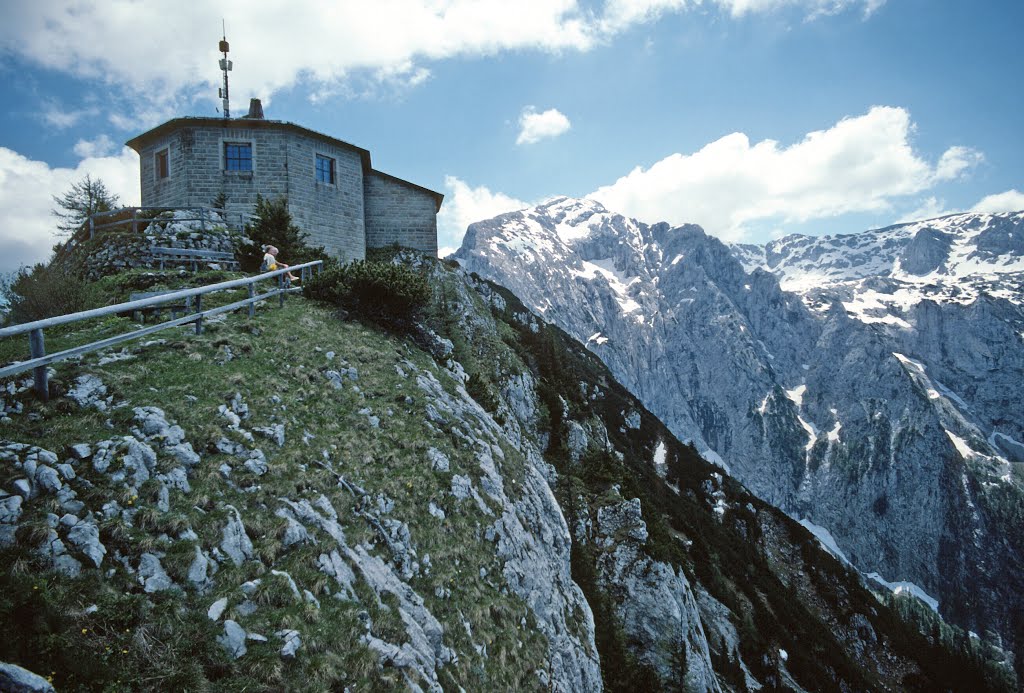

{"left": 208, "top": 597, "right": 228, "bottom": 621}
{"left": 218, "top": 620, "right": 247, "bottom": 659}
{"left": 220, "top": 506, "right": 253, "bottom": 566}
{"left": 138, "top": 553, "right": 174, "bottom": 592}
{"left": 0, "top": 661, "right": 55, "bottom": 693}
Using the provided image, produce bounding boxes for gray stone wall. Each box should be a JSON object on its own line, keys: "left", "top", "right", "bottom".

{"left": 136, "top": 123, "right": 367, "bottom": 263}
{"left": 363, "top": 172, "right": 439, "bottom": 256}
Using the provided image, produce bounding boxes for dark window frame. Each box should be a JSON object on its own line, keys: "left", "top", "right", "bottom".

{"left": 224, "top": 142, "right": 253, "bottom": 171}
{"left": 155, "top": 148, "right": 169, "bottom": 179}
{"left": 315, "top": 154, "right": 336, "bottom": 184}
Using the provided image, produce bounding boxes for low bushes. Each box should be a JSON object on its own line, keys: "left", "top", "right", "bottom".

{"left": 303, "top": 260, "right": 430, "bottom": 329}
{"left": 2, "top": 263, "right": 105, "bottom": 325}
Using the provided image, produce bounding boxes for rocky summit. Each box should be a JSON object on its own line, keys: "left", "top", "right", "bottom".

{"left": 0, "top": 250, "right": 1016, "bottom": 691}
{"left": 455, "top": 197, "right": 1024, "bottom": 680}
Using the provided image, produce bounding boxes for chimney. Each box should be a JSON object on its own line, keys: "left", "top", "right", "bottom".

{"left": 244, "top": 98, "right": 264, "bottom": 119}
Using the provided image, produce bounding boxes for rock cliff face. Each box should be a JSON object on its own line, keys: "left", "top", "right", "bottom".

{"left": 454, "top": 198, "right": 1024, "bottom": 673}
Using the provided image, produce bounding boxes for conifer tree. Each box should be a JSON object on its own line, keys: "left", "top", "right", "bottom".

{"left": 51, "top": 174, "right": 120, "bottom": 234}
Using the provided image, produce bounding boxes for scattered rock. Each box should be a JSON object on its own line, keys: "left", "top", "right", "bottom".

{"left": 243, "top": 449, "right": 268, "bottom": 476}
{"left": 0, "top": 495, "right": 23, "bottom": 524}
{"left": 427, "top": 448, "right": 450, "bottom": 472}
{"left": 218, "top": 620, "right": 247, "bottom": 659}
{"left": 67, "top": 375, "right": 109, "bottom": 411}
{"left": 138, "top": 553, "right": 174, "bottom": 592}
{"left": 0, "top": 661, "right": 55, "bottom": 693}
{"left": 277, "top": 629, "right": 302, "bottom": 658}
{"left": 254, "top": 424, "right": 285, "bottom": 447}
{"left": 64, "top": 515, "right": 106, "bottom": 567}
{"left": 69, "top": 443, "right": 93, "bottom": 460}
{"left": 428, "top": 502, "right": 446, "bottom": 521}
{"left": 451, "top": 475, "right": 472, "bottom": 500}
{"left": 220, "top": 506, "right": 254, "bottom": 566}
{"left": 208, "top": 597, "right": 229, "bottom": 622}
{"left": 187, "top": 546, "right": 211, "bottom": 587}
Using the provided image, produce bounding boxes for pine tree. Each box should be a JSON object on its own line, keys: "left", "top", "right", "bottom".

{"left": 51, "top": 174, "right": 120, "bottom": 235}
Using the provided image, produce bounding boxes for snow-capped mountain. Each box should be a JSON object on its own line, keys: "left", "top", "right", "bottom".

{"left": 733, "top": 211, "right": 1024, "bottom": 325}
{"left": 454, "top": 197, "right": 1024, "bottom": 670}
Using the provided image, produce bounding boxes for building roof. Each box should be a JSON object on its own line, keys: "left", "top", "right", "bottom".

{"left": 125, "top": 116, "right": 443, "bottom": 210}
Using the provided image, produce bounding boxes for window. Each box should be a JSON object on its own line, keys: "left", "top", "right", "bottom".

{"left": 155, "top": 148, "right": 169, "bottom": 179}
{"left": 224, "top": 142, "right": 252, "bottom": 171}
{"left": 316, "top": 154, "right": 335, "bottom": 184}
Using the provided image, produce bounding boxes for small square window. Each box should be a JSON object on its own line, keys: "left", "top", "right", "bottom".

{"left": 316, "top": 154, "right": 335, "bottom": 184}
{"left": 225, "top": 142, "right": 252, "bottom": 171}
{"left": 155, "top": 149, "right": 169, "bottom": 179}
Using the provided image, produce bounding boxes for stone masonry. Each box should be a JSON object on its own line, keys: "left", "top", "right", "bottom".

{"left": 127, "top": 113, "right": 442, "bottom": 263}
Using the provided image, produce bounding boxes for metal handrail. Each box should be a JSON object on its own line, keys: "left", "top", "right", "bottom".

{"left": 0, "top": 260, "right": 322, "bottom": 398}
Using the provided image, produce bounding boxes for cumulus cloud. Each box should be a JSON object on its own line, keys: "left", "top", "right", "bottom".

{"left": 897, "top": 197, "right": 954, "bottom": 223}
{"left": 437, "top": 176, "right": 529, "bottom": 251}
{"left": 0, "top": 147, "right": 139, "bottom": 274}
{"left": 589, "top": 106, "right": 981, "bottom": 241}
{"left": 72, "top": 134, "right": 117, "bottom": 159}
{"left": 1, "top": 1, "right": 885, "bottom": 124}
{"left": 970, "top": 189, "right": 1024, "bottom": 214}
{"left": 516, "top": 107, "right": 572, "bottom": 146}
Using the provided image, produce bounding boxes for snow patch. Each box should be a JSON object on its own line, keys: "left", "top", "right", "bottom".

{"left": 653, "top": 440, "right": 667, "bottom": 477}
{"left": 798, "top": 518, "right": 852, "bottom": 567}
{"left": 866, "top": 572, "right": 940, "bottom": 612}
{"left": 784, "top": 384, "right": 806, "bottom": 408}
{"left": 945, "top": 430, "right": 976, "bottom": 459}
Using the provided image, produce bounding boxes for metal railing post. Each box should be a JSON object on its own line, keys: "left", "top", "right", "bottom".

{"left": 248, "top": 283, "right": 255, "bottom": 317}
{"left": 131, "top": 208, "right": 138, "bottom": 235}
{"left": 28, "top": 329, "right": 48, "bottom": 400}
{"left": 278, "top": 275, "right": 286, "bottom": 308}
{"left": 88, "top": 216, "right": 95, "bottom": 241}
{"left": 194, "top": 295, "right": 204, "bottom": 335}
{"left": 200, "top": 208, "right": 207, "bottom": 233}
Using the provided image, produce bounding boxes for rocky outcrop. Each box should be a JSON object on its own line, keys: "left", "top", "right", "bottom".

{"left": 592, "top": 498, "right": 719, "bottom": 691}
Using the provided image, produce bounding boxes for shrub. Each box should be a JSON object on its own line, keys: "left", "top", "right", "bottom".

{"left": 303, "top": 260, "right": 430, "bottom": 328}
{"left": 239, "top": 195, "right": 330, "bottom": 272}
{"left": 3, "top": 263, "right": 104, "bottom": 324}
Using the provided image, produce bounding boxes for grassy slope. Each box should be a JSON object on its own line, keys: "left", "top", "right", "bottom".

{"left": 1, "top": 285, "right": 548, "bottom": 691}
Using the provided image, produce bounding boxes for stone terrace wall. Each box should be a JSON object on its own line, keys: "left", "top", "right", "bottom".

{"left": 57, "top": 211, "right": 244, "bottom": 280}
{"left": 363, "top": 172, "right": 438, "bottom": 256}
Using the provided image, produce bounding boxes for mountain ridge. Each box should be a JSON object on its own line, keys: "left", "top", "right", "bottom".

{"left": 454, "top": 198, "right": 1024, "bottom": 676}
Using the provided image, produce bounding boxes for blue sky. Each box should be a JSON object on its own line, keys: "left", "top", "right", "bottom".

{"left": 0, "top": 0, "right": 1022, "bottom": 270}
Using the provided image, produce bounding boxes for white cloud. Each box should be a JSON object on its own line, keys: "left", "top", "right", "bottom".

{"left": 589, "top": 106, "right": 981, "bottom": 241}
{"left": 599, "top": 0, "right": 883, "bottom": 28}
{"left": 0, "top": 147, "right": 140, "bottom": 274}
{"left": 897, "top": 196, "right": 954, "bottom": 223}
{"left": 41, "top": 103, "right": 99, "bottom": 130}
{"left": 1, "top": 1, "right": 885, "bottom": 124}
{"left": 437, "top": 176, "right": 529, "bottom": 251}
{"left": 72, "top": 134, "right": 117, "bottom": 159}
{"left": 516, "top": 107, "right": 572, "bottom": 145}
{"left": 935, "top": 146, "right": 984, "bottom": 181}
{"left": 970, "top": 189, "right": 1024, "bottom": 214}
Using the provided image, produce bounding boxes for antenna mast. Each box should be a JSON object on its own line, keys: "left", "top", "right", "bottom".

{"left": 218, "top": 21, "right": 232, "bottom": 118}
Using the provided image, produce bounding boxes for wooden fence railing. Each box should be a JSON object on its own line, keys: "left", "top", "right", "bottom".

{"left": 0, "top": 261, "right": 322, "bottom": 400}
{"left": 84, "top": 206, "right": 253, "bottom": 240}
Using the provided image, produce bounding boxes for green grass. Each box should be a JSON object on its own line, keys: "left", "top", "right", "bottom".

{"left": 0, "top": 287, "right": 548, "bottom": 691}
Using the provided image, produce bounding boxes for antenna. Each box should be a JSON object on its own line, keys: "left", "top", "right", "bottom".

{"left": 217, "top": 21, "right": 232, "bottom": 118}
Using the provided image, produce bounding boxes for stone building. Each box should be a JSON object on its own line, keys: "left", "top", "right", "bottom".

{"left": 126, "top": 101, "right": 442, "bottom": 262}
